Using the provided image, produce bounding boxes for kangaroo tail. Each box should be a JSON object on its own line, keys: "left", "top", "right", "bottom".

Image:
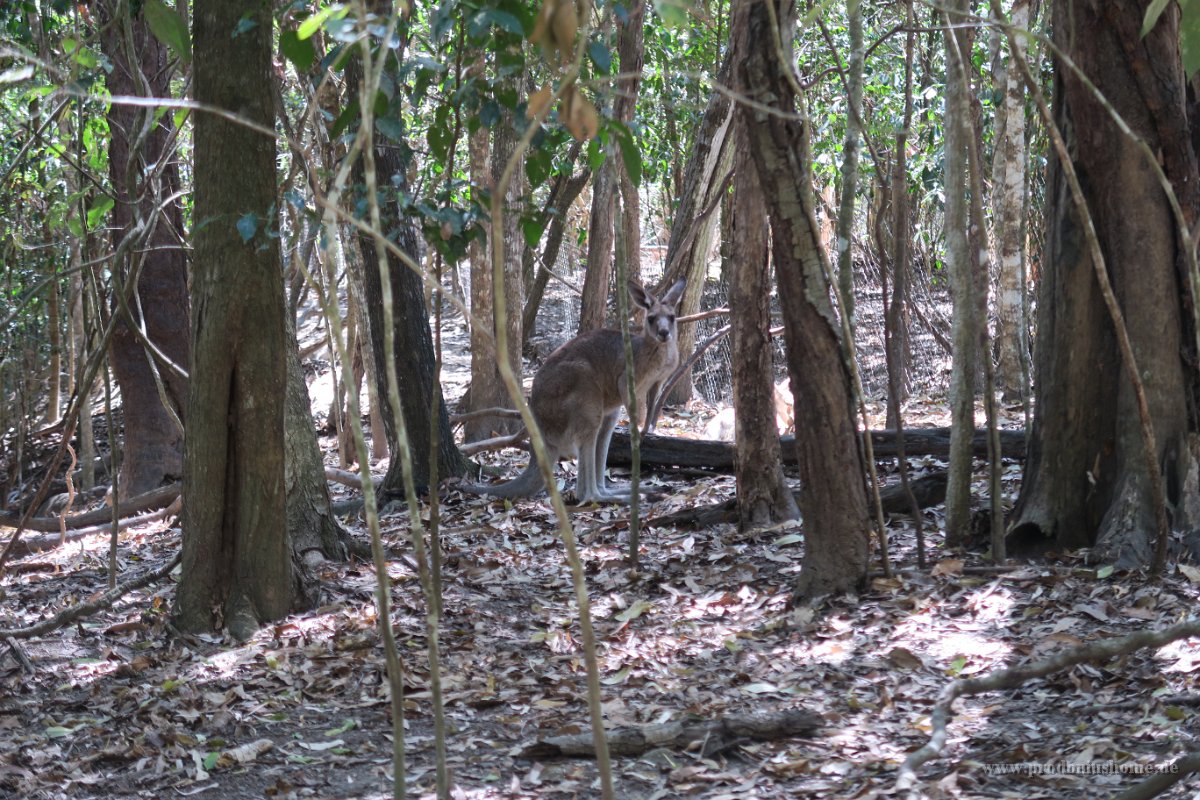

{"left": 460, "top": 453, "right": 547, "bottom": 498}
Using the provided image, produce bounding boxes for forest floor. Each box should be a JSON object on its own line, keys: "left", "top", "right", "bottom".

{"left": 2, "top": 267, "right": 1200, "bottom": 799}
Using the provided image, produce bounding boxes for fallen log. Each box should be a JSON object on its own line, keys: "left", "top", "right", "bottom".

{"left": 650, "top": 470, "right": 949, "bottom": 528}
{"left": 606, "top": 427, "right": 1025, "bottom": 472}
{"left": 518, "top": 708, "right": 822, "bottom": 759}
{"left": 11, "top": 505, "right": 177, "bottom": 557}
{"left": 0, "top": 483, "right": 181, "bottom": 533}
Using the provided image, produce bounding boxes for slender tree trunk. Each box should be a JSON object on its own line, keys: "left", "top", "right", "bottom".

{"left": 44, "top": 276, "right": 60, "bottom": 425}
{"left": 462, "top": 69, "right": 524, "bottom": 439}
{"left": 730, "top": 123, "right": 797, "bottom": 529}
{"left": 734, "top": 0, "right": 870, "bottom": 597}
{"left": 346, "top": 71, "right": 468, "bottom": 487}
{"left": 835, "top": 0, "right": 863, "bottom": 328}
{"left": 579, "top": 158, "right": 617, "bottom": 332}
{"left": 992, "top": 0, "right": 1030, "bottom": 403}
{"left": 615, "top": 0, "right": 645, "bottom": 288}
{"left": 943, "top": 0, "right": 977, "bottom": 548}
{"left": 522, "top": 153, "right": 590, "bottom": 343}
{"left": 660, "top": 51, "right": 735, "bottom": 404}
{"left": 97, "top": 0, "right": 191, "bottom": 499}
{"left": 178, "top": 0, "right": 295, "bottom": 638}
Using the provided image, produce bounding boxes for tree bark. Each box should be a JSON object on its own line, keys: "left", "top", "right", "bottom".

{"left": 615, "top": 0, "right": 645, "bottom": 289}
{"left": 463, "top": 77, "right": 525, "bottom": 439}
{"left": 733, "top": 0, "right": 870, "bottom": 597}
{"left": 97, "top": 0, "right": 190, "bottom": 499}
{"left": 177, "top": 0, "right": 295, "bottom": 638}
{"left": 943, "top": 0, "right": 978, "bottom": 548}
{"left": 284, "top": 308, "right": 348, "bottom": 598}
{"left": 353, "top": 127, "right": 468, "bottom": 488}
{"left": 991, "top": 0, "right": 1030, "bottom": 403}
{"left": 579, "top": 158, "right": 617, "bottom": 332}
{"left": 1011, "top": 0, "right": 1199, "bottom": 567}
{"left": 522, "top": 143, "right": 589, "bottom": 343}
{"left": 659, "top": 51, "right": 735, "bottom": 404}
{"left": 730, "top": 119, "right": 797, "bottom": 529}
{"left": 834, "top": 0, "right": 863, "bottom": 327}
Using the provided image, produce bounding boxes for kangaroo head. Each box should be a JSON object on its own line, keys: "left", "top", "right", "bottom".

{"left": 629, "top": 279, "right": 686, "bottom": 344}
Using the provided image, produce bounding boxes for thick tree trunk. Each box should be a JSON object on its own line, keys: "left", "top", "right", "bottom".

{"left": 660, "top": 51, "right": 735, "bottom": 404}
{"left": 1011, "top": 0, "right": 1199, "bottom": 567}
{"left": 97, "top": 1, "right": 190, "bottom": 499}
{"left": 730, "top": 123, "right": 797, "bottom": 529}
{"left": 733, "top": 0, "right": 870, "bottom": 597}
{"left": 177, "top": 0, "right": 295, "bottom": 638}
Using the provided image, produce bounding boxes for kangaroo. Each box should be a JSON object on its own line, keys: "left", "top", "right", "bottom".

{"left": 463, "top": 278, "right": 686, "bottom": 504}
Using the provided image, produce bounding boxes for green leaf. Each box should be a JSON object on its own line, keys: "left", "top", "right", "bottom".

{"left": 142, "top": 0, "right": 192, "bottom": 63}
{"left": 470, "top": 9, "right": 524, "bottom": 37}
{"left": 236, "top": 214, "right": 259, "bottom": 242}
{"left": 325, "top": 719, "right": 357, "bottom": 736}
{"left": 653, "top": 0, "right": 690, "bottom": 28}
{"left": 427, "top": 105, "right": 452, "bottom": 161}
{"left": 45, "top": 726, "right": 74, "bottom": 739}
{"left": 330, "top": 100, "right": 359, "bottom": 138}
{"left": 1142, "top": 0, "right": 1173, "bottom": 37}
{"left": 613, "top": 124, "right": 643, "bottom": 188}
{"left": 280, "top": 30, "right": 316, "bottom": 72}
{"left": 587, "top": 138, "right": 605, "bottom": 171}
{"left": 72, "top": 48, "right": 98, "bottom": 69}
{"left": 86, "top": 195, "right": 114, "bottom": 229}
{"left": 173, "top": 108, "right": 189, "bottom": 130}
{"left": 203, "top": 751, "right": 220, "bottom": 770}
{"left": 376, "top": 116, "right": 404, "bottom": 143}
{"left": 525, "top": 148, "right": 552, "bottom": 187}
{"left": 1182, "top": 0, "right": 1200, "bottom": 78}
{"left": 522, "top": 216, "right": 545, "bottom": 249}
{"left": 298, "top": 4, "right": 346, "bottom": 40}
{"left": 588, "top": 41, "right": 612, "bottom": 74}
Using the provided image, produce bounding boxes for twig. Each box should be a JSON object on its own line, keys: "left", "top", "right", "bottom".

{"left": 449, "top": 406, "right": 525, "bottom": 425}
{"left": 459, "top": 430, "right": 529, "bottom": 457}
{"left": 0, "top": 552, "right": 182, "bottom": 639}
{"left": 4, "top": 636, "right": 35, "bottom": 673}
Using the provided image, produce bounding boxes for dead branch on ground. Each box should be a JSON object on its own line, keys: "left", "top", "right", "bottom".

{"left": 0, "top": 551, "right": 182, "bottom": 640}
{"left": 896, "top": 617, "right": 1200, "bottom": 790}
{"left": 519, "top": 708, "right": 821, "bottom": 759}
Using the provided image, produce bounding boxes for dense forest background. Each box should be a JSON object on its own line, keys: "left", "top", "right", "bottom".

{"left": 2, "top": 0, "right": 1200, "bottom": 798}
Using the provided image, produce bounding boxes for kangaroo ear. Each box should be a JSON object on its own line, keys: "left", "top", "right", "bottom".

{"left": 663, "top": 278, "right": 686, "bottom": 308}
{"left": 628, "top": 280, "right": 651, "bottom": 310}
